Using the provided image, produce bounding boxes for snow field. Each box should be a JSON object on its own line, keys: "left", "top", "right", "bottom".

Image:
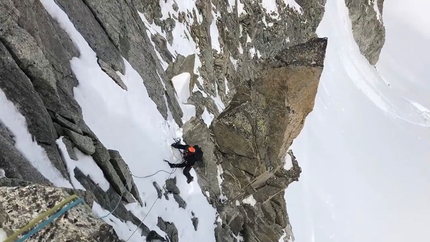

{"left": 286, "top": 0, "right": 430, "bottom": 241}
{"left": 320, "top": 0, "right": 430, "bottom": 127}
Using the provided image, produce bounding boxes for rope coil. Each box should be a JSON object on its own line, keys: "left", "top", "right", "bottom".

{"left": 4, "top": 194, "right": 81, "bottom": 242}
{"left": 16, "top": 198, "right": 84, "bottom": 242}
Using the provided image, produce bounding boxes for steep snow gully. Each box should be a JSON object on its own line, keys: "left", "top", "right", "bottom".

{"left": 287, "top": 0, "right": 430, "bottom": 242}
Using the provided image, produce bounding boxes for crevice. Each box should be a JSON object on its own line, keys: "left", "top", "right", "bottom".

{"left": 0, "top": 38, "right": 37, "bottom": 88}
{"left": 229, "top": 162, "right": 255, "bottom": 178}
{"left": 79, "top": 0, "right": 123, "bottom": 64}
{"left": 35, "top": 139, "right": 52, "bottom": 146}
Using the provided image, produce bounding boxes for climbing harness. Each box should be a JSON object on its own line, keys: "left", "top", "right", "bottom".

{"left": 4, "top": 194, "right": 83, "bottom": 242}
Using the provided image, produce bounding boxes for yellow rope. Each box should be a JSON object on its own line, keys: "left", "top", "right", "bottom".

{"left": 4, "top": 194, "right": 79, "bottom": 242}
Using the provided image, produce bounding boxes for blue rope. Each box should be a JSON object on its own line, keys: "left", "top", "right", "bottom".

{"left": 131, "top": 169, "right": 172, "bottom": 178}
{"left": 99, "top": 184, "right": 127, "bottom": 219}
{"left": 125, "top": 167, "right": 177, "bottom": 241}
{"left": 99, "top": 185, "right": 127, "bottom": 219}
{"left": 17, "top": 198, "right": 84, "bottom": 242}
{"left": 100, "top": 168, "right": 174, "bottom": 219}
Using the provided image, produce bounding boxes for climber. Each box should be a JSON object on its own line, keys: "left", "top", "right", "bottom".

{"left": 165, "top": 139, "right": 203, "bottom": 184}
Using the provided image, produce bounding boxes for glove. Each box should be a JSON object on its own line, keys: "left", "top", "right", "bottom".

{"left": 171, "top": 142, "right": 180, "bottom": 148}
{"left": 164, "top": 160, "right": 174, "bottom": 168}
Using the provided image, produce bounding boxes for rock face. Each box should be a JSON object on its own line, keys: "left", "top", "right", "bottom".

{"left": 0, "top": 0, "right": 153, "bottom": 238}
{"left": 213, "top": 38, "right": 326, "bottom": 200}
{"left": 184, "top": 38, "right": 327, "bottom": 242}
{"left": 73, "top": 168, "right": 158, "bottom": 238}
{"left": 140, "top": 0, "right": 327, "bottom": 107}
{"left": 157, "top": 217, "right": 179, "bottom": 242}
{"left": 345, "top": 0, "right": 386, "bottom": 65}
{"left": 0, "top": 0, "right": 386, "bottom": 241}
{"left": 0, "top": 184, "right": 121, "bottom": 241}
{"left": 55, "top": 0, "right": 183, "bottom": 126}
{"left": 108, "top": 150, "right": 143, "bottom": 205}
{"left": 214, "top": 38, "right": 327, "bottom": 242}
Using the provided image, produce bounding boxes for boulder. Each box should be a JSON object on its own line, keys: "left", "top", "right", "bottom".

{"left": 146, "top": 230, "right": 166, "bottom": 242}
{"left": 157, "top": 217, "right": 178, "bottom": 242}
{"left": 61, "top": 136, "right": 78, "bottom": 161}
{"left": 173, "top": 194, "right": 187, "bottom": 209}
{"left": 51, "top": 112, "right": 83, "bottom": 135}
{"left": 191, "top": 212, "right": 199, "bottom": 231}
{"left": 165, "top": 177, "right": 180, "bottom": 195}
{"left": 90, "top": 142, "right": 134, "bottom": 203}
{"left": 153, "top": 182, "right": 163, "bottom": 199}
{"left": 64, "top": 129, "right": 96, "bottom": 155}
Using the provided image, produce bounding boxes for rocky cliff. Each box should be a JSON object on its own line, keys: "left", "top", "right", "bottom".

{"left": 183, "top": 38, "right": 327, "bottom": 242}
{"left": 0, "top": 0, "right": 385, "bottom": 241}
{"left": 346, "top": 0, "right": 386, "bottom": 65}
{"left": 0, "top": 0, "right": 166, "bottom": 240}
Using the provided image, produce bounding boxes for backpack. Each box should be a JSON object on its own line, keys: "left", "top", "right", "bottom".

{"left": 193, "top": 145, "right": 203, "bottom": 161}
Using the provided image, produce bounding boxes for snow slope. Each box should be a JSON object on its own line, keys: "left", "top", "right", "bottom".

{"left": 40, "top": 0, "right": 217, "bottom": 241}
{"left": 286, "top": 0, "right": 430, "bottom": 241}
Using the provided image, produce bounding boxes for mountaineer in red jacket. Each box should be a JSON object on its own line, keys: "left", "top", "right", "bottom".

{"left": 165, "top": 140, "right": 203, "bottom": 183}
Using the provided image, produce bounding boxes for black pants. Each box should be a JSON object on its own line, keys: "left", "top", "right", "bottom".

{"left": 170, "top": 162, "right": 193, "bottom": 180}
